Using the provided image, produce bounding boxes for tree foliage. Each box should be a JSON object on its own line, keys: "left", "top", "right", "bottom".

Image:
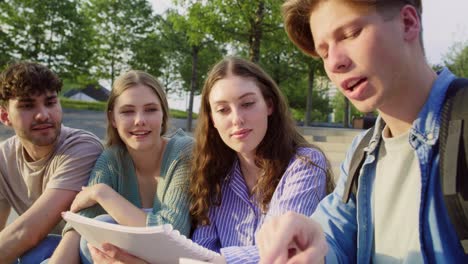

{"left": 157, "top": 4, "right": 224, "bottom": 130}
{"left": 0, "top": 0, "right": 95, "bottom": 79}
{"left": 0, "top": 0, "right": 337, "bottom": 123}
{"left": 332, "top": 92, "right": 364, "bottom": 124}
{"left": 444, "top": 41, "right": 468, "bottom": 78}
{"left": 84, "top": 0, "right": 154, "bottom": 85}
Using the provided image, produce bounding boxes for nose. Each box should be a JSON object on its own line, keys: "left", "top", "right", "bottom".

{"left": 326, "top": 45, "right": 351, "bottom": 74}
{"left": 231, "top": 108, "right": 245, "bottom": 126}
{"left": 135, "top": 111, "right": 146, "bottom": 126}
{"left": 34, "top": 105, "right": 49, "bottom": 122}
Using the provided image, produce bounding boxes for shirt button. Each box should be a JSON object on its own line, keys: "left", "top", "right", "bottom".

{"left": 427, "top": 133, "right": 433, "bottom": 140}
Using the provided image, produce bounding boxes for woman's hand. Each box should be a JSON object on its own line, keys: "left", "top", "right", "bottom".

{"left": 70, "top": 184, "right": 107, "bottom": 212}
{"left": 88, "top": 243, "right": 149, "bottom": 264}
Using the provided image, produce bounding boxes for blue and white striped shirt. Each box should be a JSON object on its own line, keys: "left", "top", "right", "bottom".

{"left": 192, "top": 147, "right": 328, "bottom": 264}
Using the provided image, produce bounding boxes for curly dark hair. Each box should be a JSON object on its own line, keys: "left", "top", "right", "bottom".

{"left": 0, "top": 61, "right": 62, "bottom": 106}
{"left": 190, "top": 57, "right": 335, "bottom": 226}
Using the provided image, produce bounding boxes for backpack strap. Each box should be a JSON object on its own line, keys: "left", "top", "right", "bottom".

{"left": 439, "top": 78, "right": 468, "bottom": 253}
{"left": 342, "top": 126, "right": 375, "bottom": 203}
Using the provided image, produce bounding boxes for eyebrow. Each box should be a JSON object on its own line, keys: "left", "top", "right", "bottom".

{"left": 212, "top": 92, "right": 257, "bottom": 104}
{"left": 118, "top": 102, "right": 160, "bottom": 108}
{"left": 17, "top": 98, "right": 34, "bottom": 103}
{"left": 315, "top": 17, "right": 365, "bottom": 52}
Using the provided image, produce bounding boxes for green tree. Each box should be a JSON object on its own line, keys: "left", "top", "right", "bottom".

{"left": 0, "top": 28, "right": 13, "bottom": 68}
{"left": 201, "top": 0, "right": 282, "bottom": 63}
{"left": 444, "top": 41, "right": 468, "bottom": 78}
{"left": 259, "top": 22, "right": 330, "bottom": 125}
{"left": 128, "top": 32, "right": 166, "bottom": 79}
{"left": 158, "top": 4, "right": 224, "bottom": 131}
{"left": 0, "top": 0, "right": 95, "bottom": 79}
{"left": 85, "top": 0, "right": 154, "bottom": 85}
{"left": 332, "top": 92, "right": 364, "bottom": 124}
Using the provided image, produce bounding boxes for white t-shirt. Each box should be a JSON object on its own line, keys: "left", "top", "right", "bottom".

{"left": 372, "top": 126, "right": 424, "bottom": 263}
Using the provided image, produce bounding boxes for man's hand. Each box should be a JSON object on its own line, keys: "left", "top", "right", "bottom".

{"left": 89, "top": 243, "right": 149, "bottom": 264}
{"left": 256, "top": 212, "right": 328, "bottom": 264}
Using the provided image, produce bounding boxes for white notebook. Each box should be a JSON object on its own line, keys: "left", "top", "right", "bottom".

{"left": 62, "top": 211, "right": 220, "bottom": 264}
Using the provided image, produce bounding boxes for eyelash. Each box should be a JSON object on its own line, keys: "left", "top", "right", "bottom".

{"left": 242, "top": 102, "right": 254, "bottom": 108}
{"left": 120, "top": 108, "right": 158, "bottom": 114}
{"left": 344, "top": 28, "right": 362, "bottom": 40}
{"left": 318, "top": 28, "right": 362, "bottom": 59}
{"left": 215, "top": 101, "right": 255, "bottom": 114}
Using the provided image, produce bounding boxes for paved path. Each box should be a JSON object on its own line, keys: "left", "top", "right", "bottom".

{"left": 0, "top": 108, "right": 194, "bottom": 141}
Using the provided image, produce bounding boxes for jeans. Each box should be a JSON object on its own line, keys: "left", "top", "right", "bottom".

{"left": 80, "top": 214, "right": 117, "bottom": 264}
{"left": 15, "top": 234, "right": 61, "bottom": 264}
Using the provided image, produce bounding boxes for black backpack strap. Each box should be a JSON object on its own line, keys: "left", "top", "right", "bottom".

{"left": 439, "top": 78, "right": 468, "bottom": 253}
{"left": 342, "top": 126, "right": 375, "bottom": 203}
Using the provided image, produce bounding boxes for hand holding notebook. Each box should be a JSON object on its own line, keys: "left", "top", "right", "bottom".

{"left": 62, "top": 211, "right": 220, "bottom": 264}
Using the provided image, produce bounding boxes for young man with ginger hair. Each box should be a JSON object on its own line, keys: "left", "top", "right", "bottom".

{"left": 256, "top": 0, "right": 468, "bottom": 263}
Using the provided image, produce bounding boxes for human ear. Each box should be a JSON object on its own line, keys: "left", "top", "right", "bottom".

{"left": 400, "top": 5, "right": 420, "bottom": 42}
{"left": 210, "top": 112, "right": 217, "bottom": 128}
{"left": 0, "top": 107, "right": 12, "bottom": 126}
{"left": 266, "top": 99, "right": 273, "bottom": 116}
{"left": 108, "top": 111, "right": 117, "bottom": 128}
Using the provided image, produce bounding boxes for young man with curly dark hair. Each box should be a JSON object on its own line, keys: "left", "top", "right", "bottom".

{"left": 0, "top": 61, "right": 103, "bottom": 263}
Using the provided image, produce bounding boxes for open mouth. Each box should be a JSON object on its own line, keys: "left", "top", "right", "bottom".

{"left": 345, "top": 78, "right": 367, "bottom": 92}
{"left": 131, "top": 131, "right": 151, "bottom": 136}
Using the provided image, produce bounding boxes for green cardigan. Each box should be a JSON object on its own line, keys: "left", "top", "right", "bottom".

{"left": 64, "top": 129, "right": 193, "bottom": 236}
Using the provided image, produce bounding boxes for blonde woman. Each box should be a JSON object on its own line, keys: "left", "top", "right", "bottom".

{"left": 47, "top": 71, "right": 193, "bottom": 264}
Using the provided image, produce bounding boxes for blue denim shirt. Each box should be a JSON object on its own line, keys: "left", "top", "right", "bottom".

{"left": 312, "top": 68, "right": 468, "bottom": 263}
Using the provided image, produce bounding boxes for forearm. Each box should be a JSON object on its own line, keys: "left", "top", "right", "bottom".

{"left": 93, "top": 184, "right": 147, "bottom": 226}
{"left": 0, "top": 220, "right": 42, "bottom": 263}
{"left": 0, "top": 189, "right": 78, "bottom": 262}
{"left": 48, "top": 230, "right": 81, "bottom": 264}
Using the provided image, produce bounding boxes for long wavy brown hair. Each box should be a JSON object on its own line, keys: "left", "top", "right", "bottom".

{"left": 190, "top": 57, "right": 334, "bottom": 225}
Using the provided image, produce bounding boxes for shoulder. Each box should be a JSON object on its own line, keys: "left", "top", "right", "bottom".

{"left": 0, "top": 135, "right": 19, "bottom": 154}
{"left": 0, "top": 135, "right": 20, "bottom": 167}
{"left": 58, "top": 126, "right": 104, "bottom": 152}
{"left": 165, "top": 129, "right": 194, "bottom": 155}
{"left": 96, "top": 145, "right": 124, "bottom": 163}
{"left": 294, "top": 147, "right": 326, "bottom": 165}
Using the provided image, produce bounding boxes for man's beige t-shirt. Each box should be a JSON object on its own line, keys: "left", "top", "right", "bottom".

{"left": 372, "top": 127, "right": 424, "bottom": 263}
{"left": 0, "top": 126, "right": 103, "bottom": 233}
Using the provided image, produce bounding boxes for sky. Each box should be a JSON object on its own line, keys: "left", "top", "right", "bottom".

{"left": 150, "top": 0, "right": 468, "bottom": 112}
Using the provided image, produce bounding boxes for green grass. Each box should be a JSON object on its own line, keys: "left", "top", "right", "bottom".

{"left": 170, "top": 109, "right": 198, "bottom": 119}
{"left": 60, "top": 98, "right": 106, "bottom": 111}
{"left": 60, "top": 98, "right": 197, "bottom": 119}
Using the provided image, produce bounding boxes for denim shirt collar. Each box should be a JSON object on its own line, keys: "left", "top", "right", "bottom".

{"left": 366, "top": 68, "right": 456, "bottom": 153}
{"left": 411, "top": 67, "right": 456, "bottom": 146}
